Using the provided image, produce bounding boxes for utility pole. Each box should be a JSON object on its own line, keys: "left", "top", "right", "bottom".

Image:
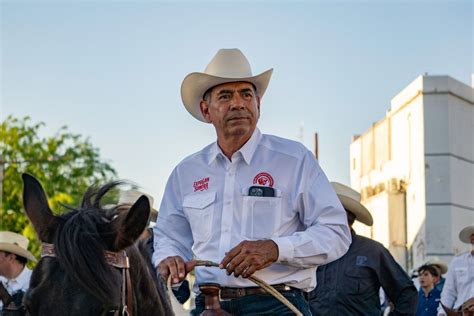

{"left": 314, "top": 133, "right": 319, "bottom": 160}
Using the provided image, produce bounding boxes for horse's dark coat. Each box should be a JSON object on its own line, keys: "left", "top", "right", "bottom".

{"left": 22, "top": 174, "right": 173, "bottom": 316}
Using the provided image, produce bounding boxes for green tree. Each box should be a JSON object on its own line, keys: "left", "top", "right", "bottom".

{"left": 0, "top": 115, "right": 117, "bottom": 259}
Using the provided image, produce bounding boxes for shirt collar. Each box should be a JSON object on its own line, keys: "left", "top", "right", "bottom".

{"left": 207, "top": 128, "right": 262, "bottom": 165}
{"left": 8, "top": 266, "right": 31, "bottom": 289}
{"left": 239, "top": 128, "right": 262, "bottom": 165}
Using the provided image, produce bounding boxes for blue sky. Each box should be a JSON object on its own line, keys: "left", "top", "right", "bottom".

{"left": 2, "top": 0, "right": 472, "bottom": 204}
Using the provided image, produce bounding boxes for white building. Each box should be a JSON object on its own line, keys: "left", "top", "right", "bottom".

{"left": 349, "top": 75, "right": 473, "bottom": 272}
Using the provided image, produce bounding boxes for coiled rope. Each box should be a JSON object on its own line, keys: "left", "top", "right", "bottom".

{"left": 190, "top": 259, "right": 303, "bottom": 316}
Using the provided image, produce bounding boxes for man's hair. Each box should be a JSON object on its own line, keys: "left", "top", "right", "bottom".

{"left": 418, "top": 264, "right": 439, "bottom": 277}
{"left": 2, "top": 251, "right": 27, "bottom": 265}
{"left": 15, "top": 254, "right": 27, "bottom": 265}
{"left": 202, "top": 83, "right": 258, "bottom": 103}
{"left": 203, "top": 88, "right": 212, "bottom": 103}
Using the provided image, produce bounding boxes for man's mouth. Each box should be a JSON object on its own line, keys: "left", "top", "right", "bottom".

{"left": 228, "top": 117, "right": 248, "bottom": 121}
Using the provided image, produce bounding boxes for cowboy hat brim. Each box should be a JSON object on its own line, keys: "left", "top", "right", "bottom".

{"left": 181, "top": 68, "right": 273, "bottom": 122}
{"left": 338, "top": 194, "right": 374, "bottom": 226}
{"left": 427, "top": 260, "right": 448, "bottom": 275}
{"left": 0, "top": 242, "right": 36, "bottom": 262}
{"left": 459, "top": 225, "right": 474, "bottom": 244}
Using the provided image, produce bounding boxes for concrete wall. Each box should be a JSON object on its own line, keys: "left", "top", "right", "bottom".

{"left": 423, "top": 76, "right": 474, "bottom": 263}
{"left": 350, "top": 75, "right": 474, "bottom": 271}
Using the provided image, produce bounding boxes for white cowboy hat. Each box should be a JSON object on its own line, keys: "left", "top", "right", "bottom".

{"left": 118, "top": 190, "right": 158, "bottom": 222}
{"left": 0, "top": 231, "right": 36, "bottom": 262}
{"left": 425, "top": 259, "right": 448, "bottom": 275}
{"left": 331, "top": 182, "right": 373, "bottom": 226}
{"left": 181, "top": 48, "right": 273, "bottom": 122}
{"left": 459, "top": 225, "right": 474, "bottom": 244}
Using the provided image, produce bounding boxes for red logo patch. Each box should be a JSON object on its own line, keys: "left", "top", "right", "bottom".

{"left": 193, "top": 177, "right": 209, "bottom": 192}
{"left": 253, "top": 172, "right": 274, "bottom": 187}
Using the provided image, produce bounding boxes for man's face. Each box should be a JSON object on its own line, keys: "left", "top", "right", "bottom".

{"left": 200, "top": 81, "right": 260, "bottom": 141}
{"left": 0, "top": 251, "right": 13, "bottom": 277}
{"left": 418, "top": 270, "right": 435, "bottom": 289}
{"left": 470, "top": 233, "right": 474, "bottom": 244}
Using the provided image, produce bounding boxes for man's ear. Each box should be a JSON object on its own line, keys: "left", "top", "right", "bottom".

{"left": 200, "top": 100, "right": 212, "bottom": 123}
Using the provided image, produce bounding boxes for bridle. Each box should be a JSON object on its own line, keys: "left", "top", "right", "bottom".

{"left": 40, "top": 243, "right": 133, "bottom": 316}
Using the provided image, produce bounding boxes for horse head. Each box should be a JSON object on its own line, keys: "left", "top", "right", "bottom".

{"left": 21, "top": 173, "right": 172, "bottom": 316}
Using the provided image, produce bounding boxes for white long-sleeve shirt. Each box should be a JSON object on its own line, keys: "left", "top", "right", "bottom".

{"left": 437, "top": 251, "right": 474, "bottom": 315}
{"left": 153, "top": 128, "right": 351, "bottom": 291}
{"left": 0, "top": 267, "right": 32, "bottom": 309}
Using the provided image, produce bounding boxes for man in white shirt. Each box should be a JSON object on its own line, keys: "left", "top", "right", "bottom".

{"left": 0, "top": 231, "right": 36, "bottom": 311}
{"left": 152, "top": 48, "right": 351, "bottom": 315}
{"left": 438, "top": 225, "right": 474, "bottom": 315}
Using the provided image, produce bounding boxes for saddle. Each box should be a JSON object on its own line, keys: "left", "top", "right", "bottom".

{"left": 441, "top": 297, "right": 474, "bottom": 316}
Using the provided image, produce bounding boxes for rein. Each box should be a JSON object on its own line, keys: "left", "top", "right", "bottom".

{"left": 41, "top": 243, "right": 133, "bottom": 316}
{"left": 189, "top": 260, "right": 303, "bottom": 316}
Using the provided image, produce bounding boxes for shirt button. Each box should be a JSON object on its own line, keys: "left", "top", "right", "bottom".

{"left": 225, "top": 201, "right": 231, "bottom": 205}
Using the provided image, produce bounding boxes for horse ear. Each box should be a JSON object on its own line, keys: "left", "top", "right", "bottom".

{"left": 22, "top": 173, "right": 60, "bottom": 243}
{"left": 114, "top": 195, "right": 151, "bottom": 250}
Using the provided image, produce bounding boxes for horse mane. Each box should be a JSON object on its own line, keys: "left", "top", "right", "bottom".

{"left": 53, "top": 181, "right": 124, "bottom": 305}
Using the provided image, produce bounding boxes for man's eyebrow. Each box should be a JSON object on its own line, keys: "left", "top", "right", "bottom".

{"left": 239, "top": 88, "right": 253, "bottom": 93}
{"left": 216, "top": 89, "right": 234, "bottom": 95}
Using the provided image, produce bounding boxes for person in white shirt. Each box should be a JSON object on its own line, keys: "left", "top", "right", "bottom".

{"left": 152, "top": 48, "right": 351, "bottom": 315}
{"left": 437, "top": 225, "right": 474, "bottom": 315}
{"left": 0, "top": 231, "right": 36, "bottom": 311}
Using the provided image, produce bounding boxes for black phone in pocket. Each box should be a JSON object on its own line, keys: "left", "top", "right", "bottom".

{"left": 248, "top": 186, "right": 275, "bottom": 197}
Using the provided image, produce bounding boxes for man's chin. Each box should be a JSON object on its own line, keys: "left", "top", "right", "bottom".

{"left": 225, "top": 126, "right": 251, "bottom": 137}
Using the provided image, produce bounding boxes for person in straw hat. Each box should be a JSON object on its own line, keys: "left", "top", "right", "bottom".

{"left": 0, "top": 231, "right": 36, "bottom": 309}
{"left": 437, "top": 225, "right": 474, "bottom": 316}
{"left": 117, "top": 189, "right": 158, "bottom": 230}
{"left": 308, "top": 182, "right": 417, "bottom": 316}
{"left": 426, "top": 260, "right": 448, "bottom": 292}
{"left": 152, "top": 48, "right": 350, "bottom": 315}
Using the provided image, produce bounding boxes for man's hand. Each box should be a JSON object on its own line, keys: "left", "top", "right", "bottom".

{"left": 219, "top": 240, "right": 279, "bottom": 278}
{"left": 157, "top": 256, "right": 196, "bottom": 284}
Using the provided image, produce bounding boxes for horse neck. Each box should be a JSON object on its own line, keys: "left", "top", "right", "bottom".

{"left": 127, "top": 246, "right": 172, "bottom": 316}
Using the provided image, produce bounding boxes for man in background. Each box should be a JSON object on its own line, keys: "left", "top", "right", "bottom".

{"left": 0, "top": 231, "right": 36, "bottom": 311}
{"left": 438, "top": 225, "right": 474, "bottom": 315}
{"left": 309, "top": 183, "right": 417, "bottom": 316}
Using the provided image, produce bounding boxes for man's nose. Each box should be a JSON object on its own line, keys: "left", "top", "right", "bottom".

{"left": 229, "top": 94, "right": 245, "bottom": 109}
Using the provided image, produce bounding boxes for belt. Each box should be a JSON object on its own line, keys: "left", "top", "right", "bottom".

{"left": 219, "top": 284, "right": 296, "bottom": 299}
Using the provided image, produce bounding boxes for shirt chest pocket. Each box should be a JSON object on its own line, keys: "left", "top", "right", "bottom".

{"left": 454, "top": 267, "right": 467, "bottom": 280}
{"left": 182, "top": 191, "right": 216, "bottom": 244}
{"left": 241, "top": 195, "right": 282, "bottom": 239}
{"left": 343, "top": 266, "right": 374, "bottom": 294}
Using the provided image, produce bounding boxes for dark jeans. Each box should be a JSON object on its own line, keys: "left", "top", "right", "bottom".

{"left": 191, "top": 288, "right": 312, "bottom": 316}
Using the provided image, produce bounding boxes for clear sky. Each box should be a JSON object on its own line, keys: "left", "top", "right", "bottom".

{"left": 1, "top": 0, "right": 472, "bottom": 205}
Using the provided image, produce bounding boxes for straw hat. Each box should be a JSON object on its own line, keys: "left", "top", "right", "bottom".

{"left": 426, "top": 259, "right": 448, "bottom": 275}
{"left": 0, "top": 231, "right": 36, "bottom": 262}
{"left": 181, "top": 48, "right": 273, "bottom": 122}
{"left": 331, "top": 182, "right": 373, "bottom": 226}
{"left": 118, "top": 190, "right": 158, "bottom": 222}
{"left": 459, "top": 225, "right": 474, "bottom": 244}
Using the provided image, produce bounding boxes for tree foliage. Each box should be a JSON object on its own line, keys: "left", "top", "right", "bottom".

{"left": 0, "top": 115, "right": 117, "bottom": 259}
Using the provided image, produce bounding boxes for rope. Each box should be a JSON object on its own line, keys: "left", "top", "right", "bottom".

{"left": 193, "top": 259, "right": 303, "bottom": 316}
